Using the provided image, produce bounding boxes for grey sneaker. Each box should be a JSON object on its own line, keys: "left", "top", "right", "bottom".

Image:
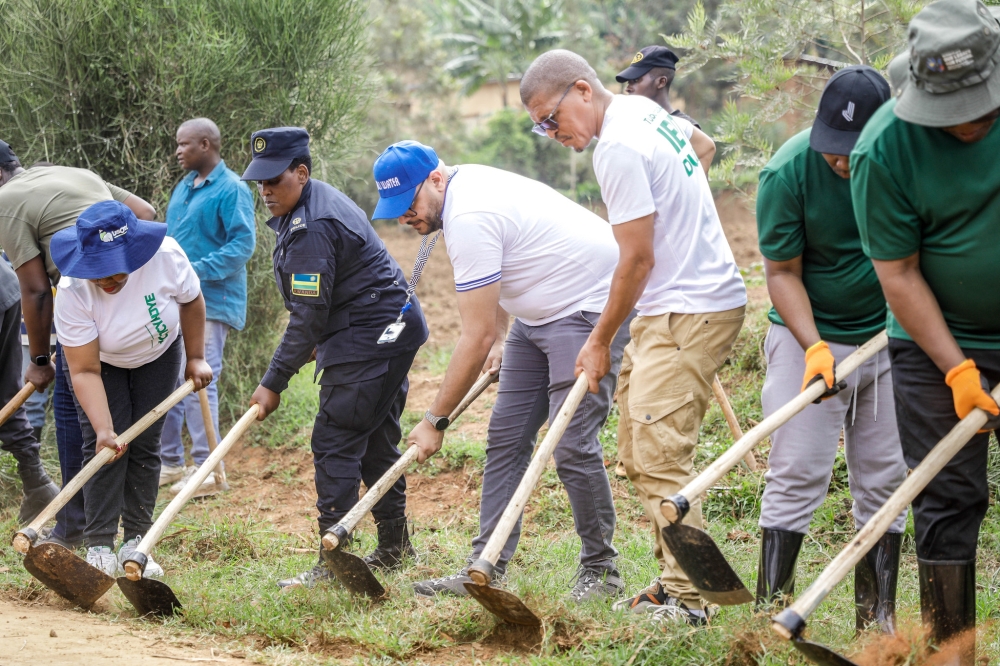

{"left": 569, "top": 566, "right": 624, "bottom": 603}
{"left": 86, "top": 546, "right": 120, "bottom": 577}
{"left": 118, "top": 536, "right": 164, "bottom": 578}
{"left": 613, "top": 578, "right": 713, "bottom": 626}
{"left": 277, "top": 563, "right": 333, "bottom": 589}
{"left": 413, "top": 563, "right": 505, "bottom": 598}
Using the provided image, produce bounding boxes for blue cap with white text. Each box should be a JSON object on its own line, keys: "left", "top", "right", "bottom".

{"left": 372, "top": 140, "right": 439, "bottom": 220}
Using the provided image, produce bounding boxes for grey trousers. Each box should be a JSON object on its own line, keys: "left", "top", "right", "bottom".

{"left": 759, "top": 324, "right": 907, "bottom": 535}
{"left": 469, "top": 310, "right": 632, "bottom": 573}
{"left": 0, "top": 301, "right": 39, "bottom": 463}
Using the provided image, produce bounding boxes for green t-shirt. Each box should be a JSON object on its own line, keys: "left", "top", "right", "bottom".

{"left": 0, "top": 166, "right": 132, "bottom": 284}
{"left": 756, "top": 129, "right": 886, "bottom": 344}
{"left": 852, "top": 99, "right": 1000, "bottom": 349}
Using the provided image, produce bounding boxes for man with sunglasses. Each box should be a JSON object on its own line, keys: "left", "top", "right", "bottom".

{"left": 372, "top": 140, "right": 630, "bottom": 603}
{"left": 852, "top": 1, "right": 1000, "bottom": 657}
{"left": 520, "top": 50, "right": 746, "bottom": 624}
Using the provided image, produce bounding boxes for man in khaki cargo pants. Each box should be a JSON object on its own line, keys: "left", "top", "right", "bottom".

{"left": 521, "top": 50, "right": 746, "bottom": 624}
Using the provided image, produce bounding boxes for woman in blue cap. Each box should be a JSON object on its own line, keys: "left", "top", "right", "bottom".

{"left": 50, "top": 200, "right": 213, "bottom": 577}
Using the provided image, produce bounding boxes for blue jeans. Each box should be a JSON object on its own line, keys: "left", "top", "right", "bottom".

{"left": 52, "top": 342, "right": 86, "bottom": 542}
{"left": 20, "top": 344, "right": 48, "bottom": 429}
{"left": 159, "top": 320, "right": 229, "bottom": 468}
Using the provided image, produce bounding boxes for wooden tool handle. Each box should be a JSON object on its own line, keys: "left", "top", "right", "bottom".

{"left": 772, "top": 382, "right": 1000, "bottom": 638}
{"left": 661, "top": 331, "right": 887, "bottom": 523}
{"left": 197, "top": 389, "right": 227, "bottom": 486}
{"left": 712, "top": 376, "right": 756, "bottom": 471}
{"left": 125, "top": 405, "right": 259, "bottom": 579}
{"left": 0, "top": 353, "right": 56, "bottom": 429}
{"left": 13, "top": 379, "right": 196, "bottom": 553}
{"left": 475, "top": 374, "right": 589, "bottom": 570}
{"left": 321, "top": 370, "right": 498, "bottom": 551}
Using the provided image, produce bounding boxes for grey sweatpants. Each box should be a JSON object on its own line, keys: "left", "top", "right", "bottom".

{"left": 470, "top": 310, "right": 632, "bottom": 573}
{"left": 759, "top": 324, "right": 907, "bottom": 535}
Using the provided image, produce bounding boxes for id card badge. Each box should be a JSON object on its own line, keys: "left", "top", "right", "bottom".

{"left": 378, "top": 322, "right": 406, "bottom": 345}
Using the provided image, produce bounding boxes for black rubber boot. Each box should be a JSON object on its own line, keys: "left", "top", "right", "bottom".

{"left": 918, "top": 559, "right": 976, "bottom": 665}
{"left": 855, "top": 531, "right": 902, "bottom": 634}
{"left": 15, "top": 454, "right": 60, "bottom": 525}
{"left": 755, "top": 527, "right": 804, "bottom": 609}
{"left": 363, "top": 516, "right": 415, "bottom": 572}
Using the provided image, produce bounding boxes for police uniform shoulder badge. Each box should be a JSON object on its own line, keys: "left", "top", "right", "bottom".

{"left": 291, "top": 273, "right": 320, "bottom": 297}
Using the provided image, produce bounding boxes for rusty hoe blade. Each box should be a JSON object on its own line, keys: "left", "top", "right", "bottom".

{"left": 790, "top": 639, "right": 862, "bottom": 666}
{"left": 463, "top": 581, "right": 541, "bottom": 626}
{"left": 23, "top": 543, "right": 115, "bottom": 609}
{"left": 116, "top": 576, "right": 183, "bottom": 617}
{"left": 321, "top": 545, "right": 385, "bottom": 598}
{"left": 660, "top": 523, "right": 753, "bottom": 606}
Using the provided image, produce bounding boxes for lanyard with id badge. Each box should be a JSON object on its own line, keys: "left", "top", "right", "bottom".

{"left": 377, "top": 230, "right": 441, "bottom": 344}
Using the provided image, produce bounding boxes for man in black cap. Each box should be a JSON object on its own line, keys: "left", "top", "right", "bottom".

{"left": 852, "top": 1, "right": 1000, "bottom": 657}
{"left": 242, "top": 127, "right": 428, "bottom": 588}
{"left": 616, "top": 46, "right": 700, "bottom": 129}
{"left": 753, "top": 66, "right": 907, "bottom": 634}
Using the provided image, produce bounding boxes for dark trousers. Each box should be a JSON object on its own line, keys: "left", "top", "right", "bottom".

{"left": 52, "top": 341, "right": 87, "bottom": 542}
{"left": 0, "top": 301, "right": 39, "bottom": 462}
{"left": 312, "top": 349, "right": 417, "bottom": 533}
{"left": 890, "top": 339, "right": 1000, "bottom": 561}
{"left": 66, "top": 337, "right": 183, "bottom": 548}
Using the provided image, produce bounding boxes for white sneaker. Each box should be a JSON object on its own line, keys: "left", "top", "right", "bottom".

{"left": 159, "top": 464, "right": 186, "bottom": 487}
{"left": 168, "top": 466, "right": 197, "bottom": 493}
{"left": 170, "top": 469, "right": 221, "bottom": 498}
{"left": 118, "top": 536, "right": 164, "bottom": 579}
{"left": 86, "top": 546, "right": 121, "bottom": 577}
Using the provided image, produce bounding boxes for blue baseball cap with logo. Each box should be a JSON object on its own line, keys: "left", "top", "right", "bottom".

{"left": 372, "top": 140, "right": 439, "bottom": 220}
{"left": 50, "top": 200, "right": 166, "bottom": 279}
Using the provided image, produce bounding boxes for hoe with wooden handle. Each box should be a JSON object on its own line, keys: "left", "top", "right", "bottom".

{"left": 712, "top": 376, "right": 758, "bottom": 471}
{"left": 11, "top": 379, "right": 196, "bottom": 609}
{"left": 117, "top": 403, "right": 260, "bottom": 616}
{"left": 0, "top": 353, "right": 55, "bottom": 429}
{"left": 194, "top": 388, "right": 229, "bottom": 495}
{"left": 463, "top": 373, "right": 590, "bottom": 626}
{"left": 658, "top": 332, "right": 888, "bottom": 606}
{"left": 321, "top": 371, "right": 499, "bottom": 598}
{"left": 770, "top": 383, "right": 1000, "bottom": 666}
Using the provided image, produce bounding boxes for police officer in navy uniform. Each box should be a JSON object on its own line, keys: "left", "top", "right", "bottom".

{"left": 242, "top": 127, "right": 428, "bottom": 588}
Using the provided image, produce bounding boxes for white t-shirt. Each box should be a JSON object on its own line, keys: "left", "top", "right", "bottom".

{"left": 594, "top": 95, "right": 746, "bottom": 316}
{"left": 55, "top": 237, "right": 201, "bottom": 368}
{"left": 443, "top": 165, "right": 618, "bottom": 326}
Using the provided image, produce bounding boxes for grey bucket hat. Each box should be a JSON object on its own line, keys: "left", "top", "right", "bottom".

{"left": 894, "top": 0, "right": 1000, "bottom": 127}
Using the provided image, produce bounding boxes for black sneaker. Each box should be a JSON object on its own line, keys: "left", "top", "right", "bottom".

{"left": 413, "top": 562, "right": 505, "bottom": 598}
{"left": 612, "top": 578, "right": 713, "bottom": 626}
{"left": 569, "top": 566, "right": 624, "bottom": 603}
{"left": 277, "top": 564, "right": 334, "bottom": 589}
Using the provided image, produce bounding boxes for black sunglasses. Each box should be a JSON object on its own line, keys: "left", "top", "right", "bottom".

{"left": 404, "top": 181, "right": 425, "bottom": 217}
{"left": 531, "top": 83, "right": 576, "bottom": 136}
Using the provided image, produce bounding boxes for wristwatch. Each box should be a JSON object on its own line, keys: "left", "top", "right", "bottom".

{"left": 32, "top": 354, "right": 49, "bottom": 367}
{"left": 424, "top": 410, "right": 450, "bottom": 431}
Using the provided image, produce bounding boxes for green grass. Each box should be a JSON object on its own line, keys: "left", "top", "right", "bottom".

{"left": 3, "top": 304, "right": 1000, "bottom": 663}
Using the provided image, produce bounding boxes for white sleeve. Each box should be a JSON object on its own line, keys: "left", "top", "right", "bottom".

{"left": 54, "top": 285, "right": 99, "bottom": 348}
{"left": 595, "top": 141, "right": 657, "bottom": 225}
{"left": 165, "top": 240, "right": 201, "bottom": 304}
{"left": 445, "top": 213, "right": 504, "bottom": 292}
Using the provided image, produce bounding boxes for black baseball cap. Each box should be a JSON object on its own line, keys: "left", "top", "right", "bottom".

{"left": 809, "top": 65, "right": 890, "bottom": 155}
{"left": 616, "top": 46, "right": 680, "bottom": 83}
{"left": 0, "top": 140, "right": 17, "bottom": 164}
{"left": 241, "top": 127, "right": 310, "bottom": 181}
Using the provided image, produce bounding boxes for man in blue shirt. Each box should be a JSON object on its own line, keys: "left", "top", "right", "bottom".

{"left": 159, "top": 118, "right": 256, "bottom": 495}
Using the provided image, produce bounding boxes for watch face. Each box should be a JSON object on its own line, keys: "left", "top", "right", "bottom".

{"left": 435, "top": 418, "right": 450, "bottom": 431}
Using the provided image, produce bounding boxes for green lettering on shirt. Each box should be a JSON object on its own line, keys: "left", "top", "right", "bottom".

{"left": 145, "top": 293, "right": 169, "bottom": 344}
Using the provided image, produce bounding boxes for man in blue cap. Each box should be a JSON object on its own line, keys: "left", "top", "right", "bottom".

{"left": 242, "top": 127, "right": 428, "bottom": 588}
{"left": 753, "top": 66, "right": 906, "bottom": 634}
{"left": 371, "top": 141, "right": 630, "bottom": 604}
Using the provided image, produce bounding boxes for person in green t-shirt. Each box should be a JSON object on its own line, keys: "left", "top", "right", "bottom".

{"left": 754, "top": 66, "right": 906, "bottom": 634}
{"left": 851, "top": 0, "right": 1000, "bottom": 657}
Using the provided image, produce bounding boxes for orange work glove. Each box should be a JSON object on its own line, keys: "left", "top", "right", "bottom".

{"left": 801, "top": 341, "right": 846, "bottom": 403}
{"left": 945, "top": 359, "right": 1000, "bottom": 429}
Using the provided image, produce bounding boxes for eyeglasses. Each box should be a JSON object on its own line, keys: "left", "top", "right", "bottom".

{"left": 531, "top": 83, "right": 576, "bottom": 136}
{"left": 403, "top": 181, "right": 425, "bottom": 218}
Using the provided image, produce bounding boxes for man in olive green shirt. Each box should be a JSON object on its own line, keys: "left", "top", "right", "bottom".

{"left": 754, "top": 66, "right": 906, "bottom": 634}
{"left": 0, "top": 142, "right": 154, "bottom": 546}
{"left": 852, "top": 1, "right": 1000, "bottom": 659}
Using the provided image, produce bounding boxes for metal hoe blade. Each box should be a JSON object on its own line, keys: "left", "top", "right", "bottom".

{"left": 23, "top": 542, "right": 115, "bottom": 609}
{"left": 321, "top": 547, "right": 385, "bottom": 598}
{"left": 661, "top": 524, "right": 753, "bottom": 606}
{"left": 792, "top": 638, "right": 861, "bottom": 666}
{"left": 117, "top": 576, "right": 183, "bottom": 617}
{"left": 464, "top": 582, "right": 541, "bottom": 626}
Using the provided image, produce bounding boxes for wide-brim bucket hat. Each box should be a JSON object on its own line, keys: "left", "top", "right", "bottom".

{"left": 894, "top": 0, "right": 1000, "bottom": 127}
{"left": 50, "top": 200, "right": 166, "bottom": 279}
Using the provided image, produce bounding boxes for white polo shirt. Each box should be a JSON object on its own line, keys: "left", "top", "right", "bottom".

{"left": 594, "top": 94, "right": 746, "bottom": 316}
{"left": 442, "top": 165, "right": 618, "bottom": 326}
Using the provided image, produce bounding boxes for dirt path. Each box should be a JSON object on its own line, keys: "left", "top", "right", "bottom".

{"left": 0, "top": 599, "right": 240, "bottom": 665}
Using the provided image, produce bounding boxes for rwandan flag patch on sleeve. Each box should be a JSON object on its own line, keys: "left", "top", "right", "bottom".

{"left": 291, "top": 274, "right": 321, "bottom": 297}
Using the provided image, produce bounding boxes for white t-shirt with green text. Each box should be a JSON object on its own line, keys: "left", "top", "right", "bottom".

{"left": 54, "top": 237, "right": 201, "bottom": 368}
{"left": 594, "top": 94, "right": 746, "bottom": 316}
